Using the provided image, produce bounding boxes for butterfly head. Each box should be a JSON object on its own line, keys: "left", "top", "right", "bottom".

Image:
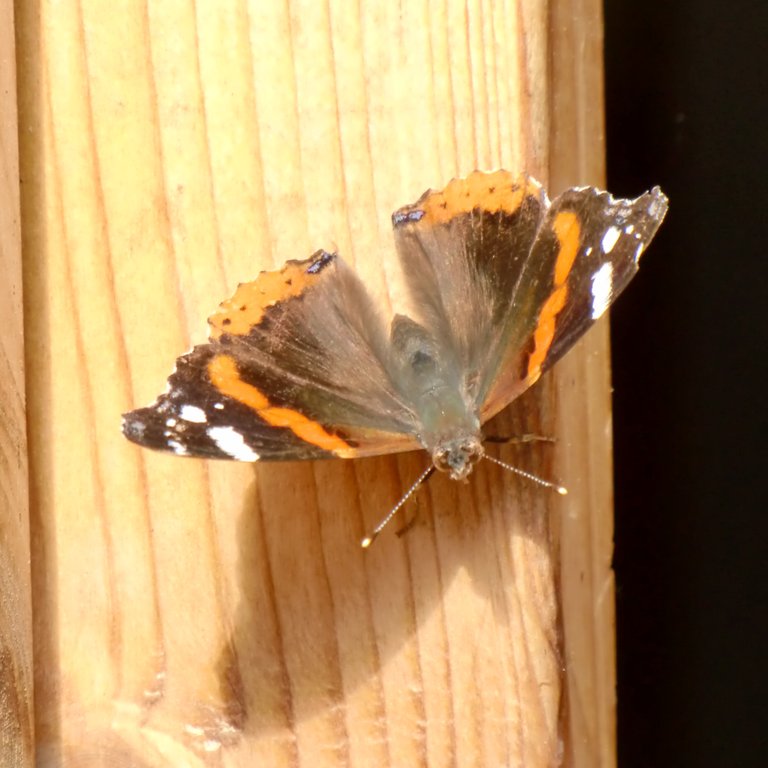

{"left": 432, "top": 435, "right": 484, "bottom": 481}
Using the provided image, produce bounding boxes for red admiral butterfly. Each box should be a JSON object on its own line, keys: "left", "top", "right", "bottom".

{"left": 123, "top": 170, "right": 667, "bottom": 538}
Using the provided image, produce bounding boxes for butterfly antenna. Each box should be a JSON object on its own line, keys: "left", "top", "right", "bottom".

{"left": 483, "top": 453, "right": 568, "bottom": 495}
{"left": 361, "top": 465, "right": 436, "bottom": 548}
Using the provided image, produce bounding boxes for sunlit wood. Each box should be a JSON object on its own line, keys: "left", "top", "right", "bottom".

{"left": 18, "top": 0, "right": 614, "bottom": 765}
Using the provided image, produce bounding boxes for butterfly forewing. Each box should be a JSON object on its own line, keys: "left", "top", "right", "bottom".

{"left": 123, "top": 250, "right": 421, "bottom": 461}
{"left": 479, "top": 185, "right": 668, "bottom": 422}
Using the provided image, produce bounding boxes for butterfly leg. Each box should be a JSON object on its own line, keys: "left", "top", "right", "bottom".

{"left": 395, "top": 503, "right": 423, "bottom": 540}
{"left": 484, "top": 434, "right": 555, "bottom": 445}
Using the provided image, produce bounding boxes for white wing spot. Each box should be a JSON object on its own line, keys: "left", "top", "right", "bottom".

{"left": 168, "top": 439, "right": 189, "bottom": 456}
{"left": 180, "top": 404, "right": 207, "bottom": 423}
{"left": 584, "top": 246, "right": 593, "bottom": 257}
{"left": 165, "top": 417, "right": 177, "bottom": 427}
{"left": 213, "top": 402, "right": 225, "bottom": 410}
{"left": 591, "top": 262, "right": 614, "bottom": 319}
{"left": 625, "top": 224, "right": 635, "bottom": 234}
{"left": 208, "top": 426, "right": 260, "bottom": 461}
{"left": 601, "top": 226, "right": 621, "bottom": 254}
{"left": 634, "top": 242, "right": 645, "bottom": 261}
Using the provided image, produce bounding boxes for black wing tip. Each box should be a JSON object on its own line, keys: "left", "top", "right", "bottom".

{"left": 122, "top": 403, "right": 184, "bottom": 454}
{"left": 121, "top": 404, "right": 210, "bottom": 458}
{"left": 121, "top": 407, "right": 154, "bottom": 447}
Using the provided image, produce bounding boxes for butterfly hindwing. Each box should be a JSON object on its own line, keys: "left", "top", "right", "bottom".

{"left": 391, "top": 171, "right": 549, "bottom": 402}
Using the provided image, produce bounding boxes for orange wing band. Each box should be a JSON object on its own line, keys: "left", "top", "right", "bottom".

{"left": 526, "top": 211, "right": 581, "bottom": 379}
{"left": 208, "top": 354, "right": 355, "bottom": 457}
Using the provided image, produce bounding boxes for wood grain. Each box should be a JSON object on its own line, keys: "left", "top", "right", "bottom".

{"left": 0, "top": 0, "right": 35, "bottom": 764}
{"left": 549, "top": 3, "right": 617, "bottom": 765}
{"left": 17, "top": 0, "right": 615, "bottom": 765}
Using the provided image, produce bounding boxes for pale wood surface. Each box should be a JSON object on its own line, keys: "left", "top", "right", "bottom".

{"left": 0, "top": 0, "right": 35, "bottom": 763}
{"left": 549, "top": 3, "right": 617, "bottom": 766}
{"left": 17, "top": 1, "right": 615, "bottom": 766}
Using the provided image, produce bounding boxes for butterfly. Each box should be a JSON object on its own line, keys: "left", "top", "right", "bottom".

{"left": 123, "top": 170, "right": 667, "bottom": 502}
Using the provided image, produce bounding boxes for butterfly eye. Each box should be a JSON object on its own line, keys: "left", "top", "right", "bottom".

{"left": 432, "top": 438, "right": 484, "bottom": 481}
{"left": 433, "top": 450, "right": 450, "bottom": 472}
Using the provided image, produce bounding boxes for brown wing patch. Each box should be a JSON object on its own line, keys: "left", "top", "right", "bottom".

{"left": 393, "top": 170, "right": 543, "bottom": 226}
{"left": 208, "top": 249, "right": 335, "bottom": 338}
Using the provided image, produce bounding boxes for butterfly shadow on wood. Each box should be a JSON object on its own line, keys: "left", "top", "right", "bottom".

{"left": 214, "top": 379, "right": 563, "bottom": 743}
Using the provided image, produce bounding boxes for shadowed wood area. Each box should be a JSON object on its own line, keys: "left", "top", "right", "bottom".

{"left": 16, "top": 0, "right": 614, "bottom": 766}
{"left": 0, "top": 0, "right": 34, "bottom": 764}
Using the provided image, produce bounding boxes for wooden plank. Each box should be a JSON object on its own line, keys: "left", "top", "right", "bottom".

{"left": 18, "top": 0, "right": 614, "bottom": 764}
{"left": 549, "top": 2, "right": 617, "bottom": 766}
{"left": 0, "top": 0, "right": 35, "bottom": 764}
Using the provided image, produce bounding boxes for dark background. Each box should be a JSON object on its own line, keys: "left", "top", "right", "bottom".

{"left": 604, "top": 1, "right": 768, "bottom": 765}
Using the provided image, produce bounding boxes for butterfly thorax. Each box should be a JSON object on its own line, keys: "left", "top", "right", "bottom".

{"left": 415, "top": 383, "right": 482, "bottom": 480}
{"left": 390, "top": 315, "right": 484, "bottom": 480}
